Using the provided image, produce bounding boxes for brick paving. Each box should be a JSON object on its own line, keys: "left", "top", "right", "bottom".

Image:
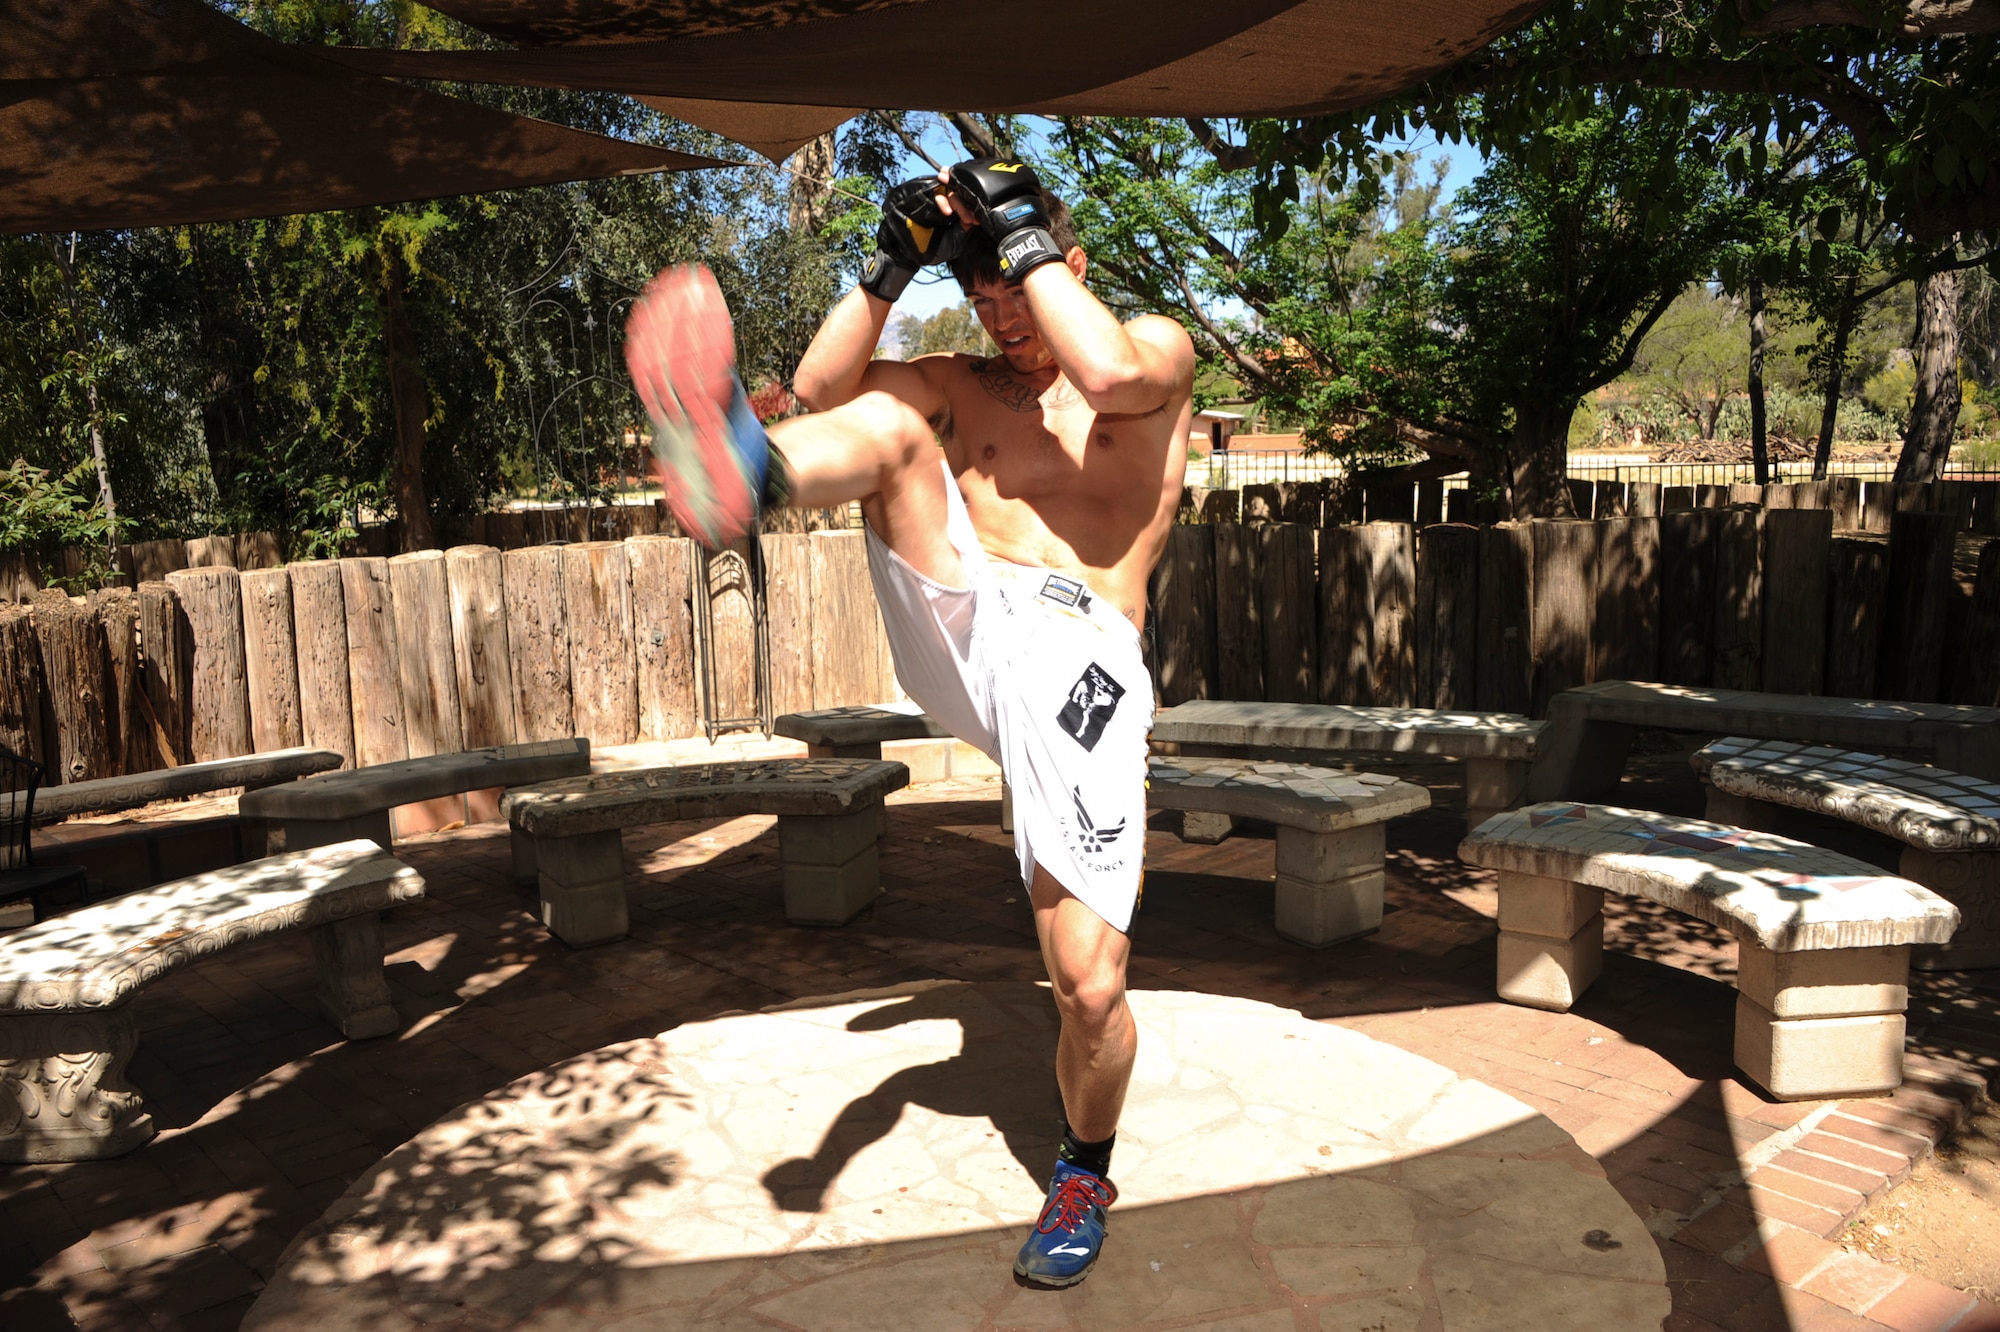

{"left": 2, "top": 746, "right": 1998, "bottom": 1331}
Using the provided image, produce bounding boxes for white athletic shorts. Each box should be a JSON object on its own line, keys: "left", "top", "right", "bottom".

{"left": 864, "top": 461, "right": 1153, "bottom": 933}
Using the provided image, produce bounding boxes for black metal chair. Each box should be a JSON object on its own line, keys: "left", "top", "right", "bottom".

{"left": 1, "top": 745, "right": 90, "bottom": 924}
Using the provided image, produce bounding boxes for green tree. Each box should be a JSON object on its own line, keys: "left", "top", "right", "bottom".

{"left": 892, "top": 302, "right": 995, "bottom": 359}
{"left": 1633, "top": 287, "right": 1750, "bottom": 440}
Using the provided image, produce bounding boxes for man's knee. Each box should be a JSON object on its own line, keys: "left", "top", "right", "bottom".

{"left": 846, "top": 390, "right": 934, "bottom": 471}
{"left": 1049, "top": 955, "right": 1128, "bottom": 1032}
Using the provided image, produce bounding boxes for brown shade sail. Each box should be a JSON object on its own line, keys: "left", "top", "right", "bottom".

{"left": 632, "top": 97, "right": 857, "bottom": 162}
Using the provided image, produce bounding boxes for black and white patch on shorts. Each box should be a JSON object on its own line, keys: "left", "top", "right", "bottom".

{"left": 1056, "top": 663, "right": 1125, "bottom": 752}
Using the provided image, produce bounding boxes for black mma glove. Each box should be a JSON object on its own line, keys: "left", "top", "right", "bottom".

{"left": 947, "top": 156, "right": 1065, "bottom": 283}
{"left": 859, "top": 177, "right": 963, "bottom": 302}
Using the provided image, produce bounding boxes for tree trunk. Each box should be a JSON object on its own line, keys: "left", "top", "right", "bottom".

{"left": 1813, "top": 280, "right": 1858, "bottom": 480}
{"left": 787, "top": 131, "right": 839, "bottom": 234}
{"left": 1507, "top": 396, "right": 1577, "bottom": 518}
{"left": 1748, "top": 274, "right": 1770, "bottom": 486}
{"left": 52, "top": 236, "right": 119, "bottom": 570}
{"left": 1895, "top": 257, "right": 1963, "bottom": 482}
{"left": 377, "top": 245, "right": 437, "bottom": 553}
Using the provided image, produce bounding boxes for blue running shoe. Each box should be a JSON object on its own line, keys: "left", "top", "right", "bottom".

{"left": 1014, "top": 1160, "right": 1118, "bottom": 1287}
{"left": 624, "top": 264, "right": 777, "bottom": 549}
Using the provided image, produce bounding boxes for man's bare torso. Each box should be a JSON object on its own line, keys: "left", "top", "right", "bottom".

{"left": 922, "top": 352, "right": 1191, "bottom": 630}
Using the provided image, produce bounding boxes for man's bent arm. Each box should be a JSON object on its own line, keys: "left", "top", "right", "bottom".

{"left": 1019, "top": 263, "right": 1193, "bottom": 415}
{"left": 794, "top": 287, "right": 897, "bottom": 411}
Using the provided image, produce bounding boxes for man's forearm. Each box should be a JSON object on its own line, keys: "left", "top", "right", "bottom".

{"left": 1019, "top": 265, "right": 1154, "bottom": 409}
{"left": 795, "top": 286, "right": 894, "bottom": 411}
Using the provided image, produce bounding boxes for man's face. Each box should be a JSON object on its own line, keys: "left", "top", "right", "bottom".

{"left": 967, "top": 275, "right": 1049, "bottom": 374}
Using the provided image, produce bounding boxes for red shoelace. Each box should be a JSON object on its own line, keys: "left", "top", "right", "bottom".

{"left": 1035, "top": 1172, "right": 1118, "bottom": 1235}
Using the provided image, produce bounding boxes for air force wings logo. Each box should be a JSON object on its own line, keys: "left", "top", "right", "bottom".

{"left": 1070, "top": 786, "right": 1127, "bottom": 854}
{"left": 1056, "top": 662, "right": 1125, "bottom": 752}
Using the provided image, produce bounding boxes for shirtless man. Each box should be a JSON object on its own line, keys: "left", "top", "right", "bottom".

{"left": 625, "top": 155, "right": 1194, "bottom": 1287}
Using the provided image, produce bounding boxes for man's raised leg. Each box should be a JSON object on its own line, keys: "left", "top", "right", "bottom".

{"left": 1015, "top": 863, "right": 1134, "bottom": 1287}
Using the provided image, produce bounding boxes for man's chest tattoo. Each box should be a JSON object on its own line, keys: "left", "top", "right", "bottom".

{"left": 971, "top": 359, "right": 1043, "bottom": 414}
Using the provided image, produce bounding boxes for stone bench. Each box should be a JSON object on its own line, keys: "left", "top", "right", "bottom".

{"left": 1150, "top": 699, "right": 1546, "bottom": 829}
{"left": 503, "top": 758, "right": 910, "bottom": 947}
{"left": 1146, "top": 758, "right": 1431, "bottom": 947}
{"left": 775, "top": 705, "right": 1013, "bottom": 829}
{"left": 1529, "top": 680, "right": 2000, "bottom": 804}
{"left": 0, "top": 839, "right": 423, "bottom": 1162}
{"left": 1693, "top": 737, "right": 2000, "bottom": 972}
{"left": 0, "top": 747, "right": 345, "bottom": 828}
{"left": 1460, "top": 803, "right": 1961, "bottom": 1100}
{"left": 240, "top": 738, "right": 591, "bottom": 854}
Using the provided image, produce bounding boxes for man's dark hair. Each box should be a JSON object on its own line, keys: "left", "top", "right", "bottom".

{"left": 949, "top": 190, "right": 1080, "bottom": 294}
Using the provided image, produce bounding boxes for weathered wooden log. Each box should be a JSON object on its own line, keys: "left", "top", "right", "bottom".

{"left": 0, "top": 605, "right": 49, "bottom": 767}
{"left": 0, "top": 551, "right": 40, "bottom": 605}
{"left": 338, "top": 557, "right": 408, "bottom": 767}
{"left": 1318, "top": 523, "right": 1414, "bottom": 707}
{"left": 126, "top": 538, "right": 187, "bottom": 585}
{"left": 1213, "top": 523, "right": 1262, "bottom": 700}
{"left": 1179, "top": 486, "right": 1205, "bottom": 524}
{"left": 1828, "top": 477, "right": 1863, "bottom": 531}
{"left": 1417, "top": 523, "right": 1479, "bottom": 709}
{"left": 1876, "top": 511, "right": 1957, "bottom": 702}
{"left": 1530, "top": 520, "right": 1595, "bottom": 714}
{"left": 1593, "top": 481, "right": 1629, "bottom": 519}
{"left": 1415, "top": 479, "right": 1444, "bottom": 528}
{"left": 560, "top": 542, "right": 638, "bottom": 747}
{"left": 1727, "top": 482, "right": 1763, "bottom": 508}
{"left": 1324, "top": 476, "right": 1363, "bottom": 525}
{"left": 1591, "top": 517, "right": 1660, "bottom": 684}
{"left": 1628, "top": 482, "right": 1662, "bottom": 517}
{"left": 1475, "top": 522, "right": 1534, "bottom": 715}
{"left": 1564, "top": 478, "right": 1595, "bottom": 518}
{"left": 288, "top": 561, "right": 355, "bottom": 767}
{"left": 1241, "top": 483, "right": 1280, "bottom": 526}
{"left": 1200, "top": 488, "right": 1240, "bottom": 525}
{"left": 1760, "top": 509, "right": 1833, "bottom": 696}
{"left": 625, "top": 503, "right": 661, "bottom": 538}
{"left": 1825, "top": 537, "right": 1889, "bottom": 699}
{"left": 1149, "top": 524, "right": 1217, "bottom": 706}
{"left": 627, "top": 536, "right": 697, "bottom": 740}
{"left": 1279, "top": 480, "right": 1324, "bottom": 526}
{"left": 1695, "top": 484, "right": 1728, "bottom": 509}
{"left": 163, "top": 568, "right": 251, "bottom": 763}
{"left": 484, "top": 511, "right": 529, "bottom": 551}
{"left": 1366, "top": 482, "right": 1416, "bottom": 525}
{"left": 239, "top": 567, "right": 304, "bottom": 754}
{"left": 234, "top": 532, "right": 283, "bottom": 570}
{"left": 761, "top": 532, "right": 816, "bottom": 718}
{"left": 1970, "top": 480, "right": 2000, "bottom": 537}
{"left": 1950, "top": 539, "right": 2000, "bottom": 706}
{"left": 1258, "top": 523, "right": 1316, "bottom": 704}
{"left": 1663, "top": 485, "right": 1694, "bottom": 512}
{"left": 1658, "top": 509, "right": 1718, "bottom": 686}
{"left": 1711, "top": 507, "right": 1765, "bottom": 690}
{"left": 803, "top": 531, "right": 875, "bottom": 708}
{"left": 1762, "top": 482, "right": 1794, "bottom": 511}
{"left": 183, "top": 535, "right": 236, "bottom": 569}
{"left": 88, "top": 587, "right": 151, "bottom": 773}
{"left": 135, "top": 580, "right": 190, "bottom": 766}
{"left": 443, "top": 546, "right": 517, "bottom": 751}
{"left": 388, "top": 551, "right": 465, "bottom": 759}
{"left": 500, "top": 546, "right": 572, "bottom": 743}
{"left": 1445, "top": 488, "right": 1475, "bottom": 524}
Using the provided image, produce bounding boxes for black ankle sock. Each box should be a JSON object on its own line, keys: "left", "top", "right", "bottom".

{"left": 1057, "top": 1125, "right": 1115, "bottom": 1179}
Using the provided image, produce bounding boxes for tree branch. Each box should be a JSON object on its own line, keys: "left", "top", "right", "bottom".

{"left": 872, "top": 111, "right": 940, "bottom": 170}
{"left": 1184, "top": 118, "right": 1256, "bottom": 171}
{"left": 947, "top": 113, "right": 999, "bottom": 159}
{"left": 1739, "top": 0, "right": 2000, "bottom": 37}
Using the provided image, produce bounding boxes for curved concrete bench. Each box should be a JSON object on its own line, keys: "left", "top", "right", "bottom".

{"left": 1147, "top": 758, "right": 1431, "bottom": 947}
{"left": 1694, "top": 737, "right": 2000, "bottom": 971}
{"left": 1461, "top": 803, "right": 1960, "bottom": 1100}
{"left": 504, "top": 759, "right": 911, "bottom": 947}
{"left": 0, "top": 839, "right": 423, "bottom": 1162}
{"left": 1150, "top": 699, "right": 1545, "bottom": 829}
{"left": 4, "top": 747, "right": 344, "bottom": 827}
{"left": 775, "top": 705, "right": 1011, "bottom": 830}
{"left": 240, "top": 738, "right": 591, "bottom": 853}
{"left": 1530, "top": 680, "right": 2000, "bottom": 803}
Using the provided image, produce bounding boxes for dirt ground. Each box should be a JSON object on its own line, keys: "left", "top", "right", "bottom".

{"left": 1849, "top": 1100, "right": 2000, "bottom": 1303}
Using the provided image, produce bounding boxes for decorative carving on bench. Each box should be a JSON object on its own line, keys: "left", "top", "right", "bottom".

{"left": 1461, "top": 803, "right": 1959, "bottom": 1100}
{"left": 1, "top": 747, "right": 344, "bottom": 828}
{"left": 0, "top": 840, "right": 424, "bottom": 1161}
{"left": 1150, "top": 699, "right": 1544, "bottom": 829}
{"left": 504, "top": 759, "right": 911, "bottom": 947}
{"left": 1147, "top": 758, "right": 1431, "bottom": 948}
{"left": 1694, "top": 737, "right": 2000, "bottom": 971}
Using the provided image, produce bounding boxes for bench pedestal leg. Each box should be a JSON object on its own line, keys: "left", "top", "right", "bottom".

{"left": 1702, "top": 786, "right": 1785, "bottom": 833}
{"left": 0, "top": 1008, "right": 154, "bottom": 1162}
{"left": 309, "top": 914, "right": 400, "bottom": 1039}
{"left": 1464, "top": 758, "right": 1531, "bottom": 830}
{"left": 1901, "top": 849, "right": 2000, "bottom": 971}
{"left": 779, "top": 807, "right": 883, "bottom": 925}
{"left": 1181, "top": 810, "right": 1236, "bottom": 845}
{"left": 1734, "top": 943, "right": 1910, "bottom": 1099}
{"left": 510, "top": 824, "right": 538, "bottom": 886}
{"left": 1527, "top": 696, "right": 1634, "bottom": 803}
{"left": 536, "top": 830, "right": 630, "bottom": 947}
{"left": 1273, "top": 825, "right": 1385, "bottom": 947}
{"left": 276, "top": 810, "right": 394, "bottom": 855}
{"left": 1494, "top": 871, "right": 1604, "bottom": 1011}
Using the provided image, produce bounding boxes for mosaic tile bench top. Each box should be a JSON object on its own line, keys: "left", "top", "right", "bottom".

{"left": 0, "top": 841, "right": 421, "bottom": 1011}
{"left": 1695, "top": 738, "right": 2000, "bottom": 853}
{"left": 1148, "top": 758, "right": 1431, "bottom": 833}
{"left": 504, "top": 759, "right": 911, "bottom": 836}
{"left": 241, "top": 738, "right": 591, "bottom": 819}
{"left": 8, "top": 747, "right": 343, "bottom": 827}
{"left": 1460, "top": 803, "right": 1961, "bottom": 952}
{"left": 1151, "top": 700, "right": 1546, "bottom": 759}
{"left": 773, "top": 704, "right": 950, "bottom": 746}
{"left": 1567, "top": 681, "right": 2000, "bottom": 729}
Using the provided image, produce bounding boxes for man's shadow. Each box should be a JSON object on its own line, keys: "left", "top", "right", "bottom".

{"left": 761, "top": 982, "right": 1063, "bottom": 1213}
